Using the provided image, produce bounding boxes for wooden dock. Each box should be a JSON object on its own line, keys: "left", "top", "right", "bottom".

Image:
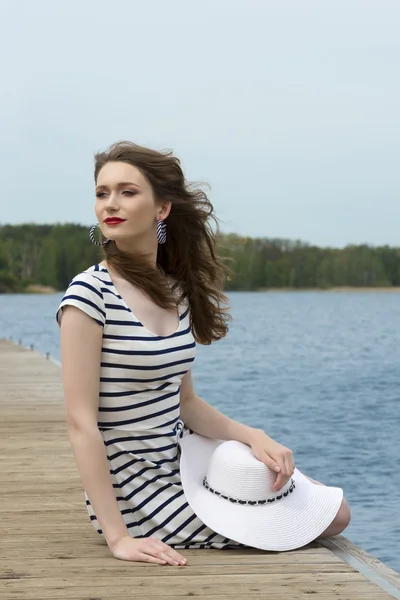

{"left": 1, "top": 338, "right": 400, "bottom": 600}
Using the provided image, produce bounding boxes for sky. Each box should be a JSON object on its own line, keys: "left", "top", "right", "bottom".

{"left": 0, "top": 0, "right": 399, "bottom": 247}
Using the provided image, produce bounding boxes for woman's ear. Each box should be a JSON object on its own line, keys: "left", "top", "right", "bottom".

{"left": 158, "top": 201, "right": 172, "bottom": 220}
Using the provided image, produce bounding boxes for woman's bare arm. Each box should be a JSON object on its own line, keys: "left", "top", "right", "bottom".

{"left": 59, "top": 306, "right": 128, "bottom": 548}
{"left": 180, "top": 370, "right": 258, "bottom": 444}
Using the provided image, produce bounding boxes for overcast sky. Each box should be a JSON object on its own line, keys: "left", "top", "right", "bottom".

{"left": 1, "top": 0, "right": 399, "bottom": 247}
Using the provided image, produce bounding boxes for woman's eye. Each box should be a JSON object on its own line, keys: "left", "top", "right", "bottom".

{"left": 96, "top": 190, "right": 136, "bottom": 198}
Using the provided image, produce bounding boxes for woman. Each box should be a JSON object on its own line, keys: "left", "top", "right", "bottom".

{"left": 56, "top": 141, "right": 350, "bottom": 567}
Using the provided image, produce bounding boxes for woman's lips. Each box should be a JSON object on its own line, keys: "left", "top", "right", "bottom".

{"left": 104, "top": 219, "right": 126, "bottom": 225}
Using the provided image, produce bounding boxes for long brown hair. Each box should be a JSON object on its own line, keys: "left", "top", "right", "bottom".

{"left": 94, "top": 141, "right": 232, "bottom": 345}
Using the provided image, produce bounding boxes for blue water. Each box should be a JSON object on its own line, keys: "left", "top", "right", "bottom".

{"left": 1, "top": 290, "right": 399, "bottom": 572}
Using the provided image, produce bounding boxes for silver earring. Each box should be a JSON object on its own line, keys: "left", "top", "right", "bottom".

{"left": 89, "top": 224, "right": 109, "bottom": 246}
{"left": 157, "top": 219, "right": 167, "bottom": 244}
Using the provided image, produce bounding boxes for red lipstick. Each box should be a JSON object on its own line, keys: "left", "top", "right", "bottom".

{"left": 104, "top": 217, "right": 126, "bottom": 225}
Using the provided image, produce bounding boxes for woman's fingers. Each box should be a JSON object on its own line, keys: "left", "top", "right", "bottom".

{"left": 285, "top": 453, "right": 295, "bottom": 476}
{"left": 272, "top": 467, "right": 289, "bottom": 491}
{"left": 111, "top": 535, "right": 187, "bottom": 566}
{"left": 150, "top": 537, "right": 186, "bottom": 561}
{"left": 164, "top": 546, "right": 186, "bottom": 563}
{"left": 150, "top": 538, "right": 186, "bottom": 565}
{"left": 261, "top": 450, "right": 281, "bottom": 472}
{"left": 159, "top": 551, "right": 180, "bottom": 566}
{"left": 270, "top": 454, "right": 293, "bottom": 491}
{"left": 140, "top": 553, "right": 167, "bottom": 565}
{"left": 261, "top": 451, "right": 287, "bottom": 492}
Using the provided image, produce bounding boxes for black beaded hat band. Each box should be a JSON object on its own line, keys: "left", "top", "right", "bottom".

{"left": 202, "top": 477, "right": 296, "bottom": 506}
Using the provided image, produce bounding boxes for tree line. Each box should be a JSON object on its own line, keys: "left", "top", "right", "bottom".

{"left": 0, "top": 224, "right": 399, "bottom": 293}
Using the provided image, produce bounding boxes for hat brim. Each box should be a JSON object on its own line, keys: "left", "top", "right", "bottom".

{"left": 179, "top": 432, "right": 343, "bottom": 552}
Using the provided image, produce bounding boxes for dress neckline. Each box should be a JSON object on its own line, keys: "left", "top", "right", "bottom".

{"left": 96, "top": 264, "right": 181, "bottom": 339}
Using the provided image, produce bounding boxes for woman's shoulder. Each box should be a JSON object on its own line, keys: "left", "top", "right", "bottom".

{"left": 66, "top": 263, "right": 114, "bottom": 293}
{"left": 70, "top": 263, "right": 108, "bottom": 285}
{"left": 56, "top": 264, "right": 107, "bottom": 328}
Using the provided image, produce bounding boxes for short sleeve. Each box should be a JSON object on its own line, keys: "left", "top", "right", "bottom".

{"left": 56, "top": 272, "right": 106, "bottom": 328}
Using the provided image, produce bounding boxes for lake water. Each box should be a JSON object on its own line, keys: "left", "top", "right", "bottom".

{"left": 1, "top": 290, "right": 399, "bottom": 572}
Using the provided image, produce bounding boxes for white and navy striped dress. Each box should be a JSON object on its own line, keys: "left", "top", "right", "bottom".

{"left": 56, "top": 264, "right": 242, "bottom": 549}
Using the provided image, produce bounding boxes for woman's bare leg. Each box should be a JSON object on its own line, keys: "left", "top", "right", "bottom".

{"left": 303, "top": 474, "right": 351, "bottom": 538}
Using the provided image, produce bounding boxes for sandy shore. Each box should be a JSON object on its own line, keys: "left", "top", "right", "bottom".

{"left": 24, "top": 284, "right": 58, "bottom": 294}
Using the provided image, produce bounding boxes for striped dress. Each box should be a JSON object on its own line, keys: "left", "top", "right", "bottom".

{"left": 56, "top": 264, "right": 242, "bottom": 549}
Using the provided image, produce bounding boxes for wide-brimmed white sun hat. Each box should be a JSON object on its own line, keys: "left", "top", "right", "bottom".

{"left": 178, "top": 432, "right": 343, "bottom": 552}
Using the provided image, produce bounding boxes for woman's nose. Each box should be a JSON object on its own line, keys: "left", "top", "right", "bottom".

{"left": 105, "top": 193, "right": 119, "bottom": 209}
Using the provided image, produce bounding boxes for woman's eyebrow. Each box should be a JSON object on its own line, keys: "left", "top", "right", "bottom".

{"left": 96, "top": 181, "right": 141, "bottom": 190}
{"left": 117, "top": 181, "right": 141, "bottom": 189}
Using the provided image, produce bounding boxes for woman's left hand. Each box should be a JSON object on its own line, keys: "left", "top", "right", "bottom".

{"left": 248, "top": 429, "right": 295, "bottom": 492}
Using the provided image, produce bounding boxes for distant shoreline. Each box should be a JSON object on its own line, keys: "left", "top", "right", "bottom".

{"left": 0, "top": 284, "right": 59, "bottom": 295}
{"left": 1, "top": 285, "right": 400, "bottom": 295}
{"left": 257, "top": 286, "right": 400, "bottom": 293}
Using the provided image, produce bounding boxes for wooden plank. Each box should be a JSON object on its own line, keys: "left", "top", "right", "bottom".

{"left": 1, "top": 595, "right": 390, "bottom": 600}
{"left": 1, "top": 562, "right": 354, "bottom": 577}
{"left": 0, "top": 338, "right": 398, "bottom": 600}
{"left": 0, "top": 573, "right": 393, "bottom": 594}
{"left": 0, "top": 591, "right": 393, "bottom": 600}
{"left": 320, "top": 536, "right": 400, "bottom": 599}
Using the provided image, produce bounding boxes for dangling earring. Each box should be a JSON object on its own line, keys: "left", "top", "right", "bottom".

{"left": 156, "top": 218, "right": 167, "bottom": 244}
{"left": 89, "top": 224, "right": 109, "bottom": 246}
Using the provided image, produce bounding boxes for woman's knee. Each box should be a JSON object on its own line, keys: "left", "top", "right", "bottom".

{"left": 325, "top": 497, "right": 351, "bottom": 536}
{"left": 303, "top": 475, "right": 351, "bottom": 535}
{"left": 336, "top": 497, "right": 351, "bottom": 530}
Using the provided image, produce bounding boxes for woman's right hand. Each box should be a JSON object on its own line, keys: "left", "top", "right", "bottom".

{"left": 110, "top": 535, "right": 187, "bottom": 566}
